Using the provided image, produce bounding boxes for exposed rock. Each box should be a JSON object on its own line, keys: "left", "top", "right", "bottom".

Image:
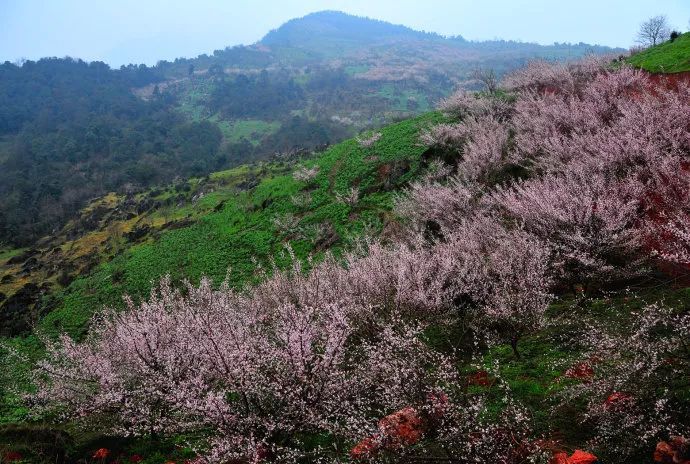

{"left": 125, "top": 224, "right": 151, "bottom": 242}
{"left": 0, "top": 283, "right": 42, "bottom": 336}
{"left": 21, "top": 256, "right": 39, "bottom": 273}
{"left": 313, "top": 222, "right": 340, "bottom": 252}
{"left": 160, "top": 218, "right": 194, "bottom": 231}
{"left": 378, "top": 159, "right": 411, "bottom": 190}
{"left": 136, "top": 198, "right": 154, "bottom": 214}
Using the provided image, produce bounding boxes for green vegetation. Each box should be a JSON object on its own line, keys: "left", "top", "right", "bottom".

{"left": 214, "top": 118, "right": 281, "bottom": 145}
{"left": 628, "top": 32, "right": 690, "bottom": 72}
{"left": 41, "top": 112, "right": 442, "bottom": 338}
{"left": 0, "top": 112, "right": 444, "bottom": 429}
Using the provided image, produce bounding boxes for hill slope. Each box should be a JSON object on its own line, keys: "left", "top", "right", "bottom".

{"left": 0, "top": 113, "right": 445, "bottom": 433}
{"left": 0, "top": 11, "right": 621, "bottom": 250}
{"left": 2, "top": 58, "right": 690, "bottom": 463}
{"left": 628, "top": 32, "right": 690, "bottom": 72}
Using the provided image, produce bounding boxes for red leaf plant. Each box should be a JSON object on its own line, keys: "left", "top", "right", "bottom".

{"left": 93, "top": 448, "right": 110, "bottom": 460}
{"left": 603, "top": 391, "right": 633, "bottom": 410}
{"left": 654, "top": 436, "right": 690, "bottom": 464}
{"left": 550, "top": 449, "right": 598, "bottom": 464}
{"left": 351, "top": 406, "right": 426, "bottom": 460}
{"left": 2, "top": 451, "right": 23, "bottom": 463}
{"left": 467, "top": 369, "right": 493, "bottom": 386}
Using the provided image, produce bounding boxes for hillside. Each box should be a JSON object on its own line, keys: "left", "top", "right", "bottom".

{"left": 0, "top": 11, "right": 621, "bottom": 249}
{"left": 0, "top": 113, "right": 444, "bottom": 437}
{"left": 628, "top": 31, "right": 690, "bottom": 72}
{"left": 2, "top": 56, "right": 690, "bottom": 464}
{"left": 0, "top": 112, "right": 442, "bottom": 340}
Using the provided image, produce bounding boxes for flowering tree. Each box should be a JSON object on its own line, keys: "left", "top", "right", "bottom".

{"left": 35, "top": 273, "right": 463, "bottom": 462}
{"left": 420, "top": 116, "right": 511, "bottom": 183}
{"left": 558, "top": 302, "right": 690, "bottom": 462}
{"left": 640, "top": 159, "right": 690, "bottom": 269}
{"left": 437, "top": 215, "right": 552, "bottom": 357}
{"left": 509, "top": 65, "right": 690, "bottom": 175}
{"left": 489, "top": 167, "right": 644, "bottom": 290}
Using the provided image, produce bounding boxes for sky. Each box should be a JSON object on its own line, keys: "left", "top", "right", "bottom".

{"left": 1, "top": 0, "right": 689, "bottom": 67}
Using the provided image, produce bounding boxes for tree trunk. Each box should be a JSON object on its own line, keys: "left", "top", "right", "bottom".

{"left": 510, "top": 335, "right": 521, "bottom": 360}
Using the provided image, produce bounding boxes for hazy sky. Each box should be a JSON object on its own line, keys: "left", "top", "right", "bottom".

{"left": 2, "top": 0, "right": 689, "bottom": 67}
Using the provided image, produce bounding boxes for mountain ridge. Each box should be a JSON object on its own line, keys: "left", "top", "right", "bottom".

{"left": 260, "top": 10, "right": 451, "bottom": 48}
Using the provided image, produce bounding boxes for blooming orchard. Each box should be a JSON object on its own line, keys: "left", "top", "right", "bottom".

{"left": 35, "top": 58, "right": 690, "bottom": 463}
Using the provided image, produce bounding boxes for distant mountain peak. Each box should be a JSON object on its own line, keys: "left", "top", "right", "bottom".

{"left": 260, "top": 10, "right": 448, "bottom": 48}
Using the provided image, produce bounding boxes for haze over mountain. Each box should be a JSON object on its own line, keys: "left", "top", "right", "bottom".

{"left": 2, "top": 0, "right": 687, "bottom": 66}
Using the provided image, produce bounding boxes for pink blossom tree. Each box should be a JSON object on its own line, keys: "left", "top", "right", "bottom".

{"left": 558, "top": 302, "right": 690, "bottom": 461}
{"left": 489, "top": 167, "right": 644, "bottom": 290}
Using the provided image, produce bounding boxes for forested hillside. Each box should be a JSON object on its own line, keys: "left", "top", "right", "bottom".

{"left": 0, "top": 11, "right": 620, "bottom": 248}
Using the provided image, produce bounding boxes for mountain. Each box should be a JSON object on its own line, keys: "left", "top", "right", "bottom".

{"left": 0, "top": 11, "right": 622, "bottom": 249}
{"left": 261, "top": 10, "right": 446, "bottom": 49}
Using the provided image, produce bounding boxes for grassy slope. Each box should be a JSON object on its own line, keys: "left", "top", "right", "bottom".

{"left": 0, "top": 112, "right": 444, "bottom": 427}
{"left": 628, "top": 32, "right": 690, "bottom": 73}
{"left": 41, "top": 112, "right": 443, "bottom": 339}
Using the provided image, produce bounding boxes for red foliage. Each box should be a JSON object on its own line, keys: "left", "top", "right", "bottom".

{"left": 654, "top": 436, "right": 690, "bottom": 464}
{"left": 93, "top": 448, "right": 110, "bottom": 460}
{"left": 3, "top": 451, "right": 23, "bottom": 462}
{"left": 604, "top": 391, "right": 633, "bottom": 409}
{"left": 467, "top": 370, "right": 492, "bottom": 386}
{"left": 350, "top": 435, "right": 380, "bottom": 461}
{"left": 351, "top": 401, "right": 442, "bottom": 459}
{"left": 551, "top": 452, "right": 571, "bottom": 464}
{"left": 129, "top": 455, "right": 143, "bottom": 463}
{"left": 378, "top": 406, "right": 424, "bottom": 447}
{"left": 550, "top": 450, "right": 598, "bottom": 464}
{"left": 569, "top": 450, "right": 598, "bottom": 464}
{"left": 565, "top": 362, "right": 594, "bottom": 380}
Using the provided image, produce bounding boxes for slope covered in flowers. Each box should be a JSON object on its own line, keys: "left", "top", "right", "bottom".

{"left": 9, "top": 58, "right": 690, "bottom": 463}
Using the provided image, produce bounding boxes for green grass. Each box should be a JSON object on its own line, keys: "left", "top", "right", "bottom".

{"left": 15, "top": 112, "right": 444, "bottom": 345}
{"left": 0, "top": 248, "right": 27, "bottom": 263}
{"left": 628, "top": 33, "right": 690, "bottom": 73}
{"left": 214, "top": 118, "right": 281, "bottom": 145}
